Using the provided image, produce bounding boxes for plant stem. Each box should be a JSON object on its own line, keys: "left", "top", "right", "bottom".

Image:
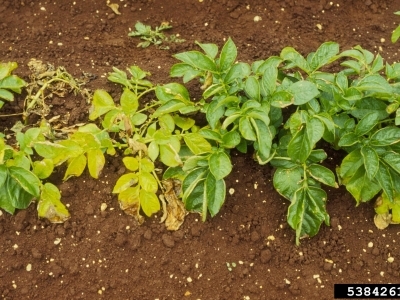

{"left": 0, "top": 112, "right": 24, "bottom": 117}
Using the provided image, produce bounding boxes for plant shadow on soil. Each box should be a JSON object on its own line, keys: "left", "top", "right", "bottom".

{"left": 1, "top": 0, "right": 400, "bottom": 299}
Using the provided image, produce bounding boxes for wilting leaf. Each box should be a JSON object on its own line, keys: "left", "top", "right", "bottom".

{"left": 37, "top": 183, "right": 70, "bottom": 223}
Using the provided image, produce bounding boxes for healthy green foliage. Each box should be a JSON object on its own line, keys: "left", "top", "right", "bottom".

{"left": 128, "top": 21, "right": 185, "bottom": 49}
{"left": 171, "top": 38, "right": 400, "bottom": 244}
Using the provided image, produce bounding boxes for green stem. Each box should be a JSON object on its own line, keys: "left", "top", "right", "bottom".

{"left": 152, "top": 169, "right": 165, "bottom": 192}
{"left": 0, "top": 112, "right": 24, "bottom": 117}
{"left": 137, "top": 86, "right": 157, "bottom": 99}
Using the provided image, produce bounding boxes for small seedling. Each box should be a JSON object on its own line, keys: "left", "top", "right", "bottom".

{"left": 128, "top": 21, "right": 185, "bottom": 49}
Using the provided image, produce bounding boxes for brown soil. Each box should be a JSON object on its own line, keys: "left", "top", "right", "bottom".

{"left": 1, "top": 0, "right": 400, "bottom": 299}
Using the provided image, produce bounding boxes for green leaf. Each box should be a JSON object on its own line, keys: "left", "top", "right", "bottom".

{"left": 260, "top": 60, "right": 281, "bottom": 96}
{"left": 307, "top": 118, "right": 324, "bottom": 146}
{"left": 355, "top": 74, "right": 393, "bottom": 94}
{"left": 173, "top": 51, "right": 217, "bottom": 72}
{"left": 205, "top": 172, "right": 226, "bottom": 218}
{"left": 252, "top": 119, "right": 273, "bottom": 163}
{"left": 120, "top": 88, "right": 138, "bottom": 114}
{"left": 338, "top": 132, "right": 360, "bottom": 147}
{"left": 182, "top": 167, "right": 207, "bottom": 211}
{"left": 306, "top": 164, "right": 337, "bottom": 188}
{"left": 9, "top": 166, "right": 40, "bottom": 197}
{"left": 287, "top": 186, "right": 329, "bottom": 245}
{"left": 153, "top": 99, "right": 187, "bottom": 117}
{"left": 198, "top": 130, "right": 221, "bottom": 143}
{"left": 64, "top": 154, "right": 87, "bottom": 180}
{"left": 354, "top": 112, "right": 379, "bottom": 136}
{"left": 158, "top": 114, "right": 175, "bottom": 133}
{"left": 370, "top": 127, "right": 400, "bottom": 146}
{"left": 288, "top": 81, "right": 320, "bottom": 105}
{"left": 162, "top": 166, "right": 185, "bottom": 181}
{"left": 280, "top": 47, "right": 311, "bottom": 74}
{"left": 206, "top": 99, "right": 225, "bottom": 130}
{"left": 221, "top": 130, "right": 241, "bottom": 149}
{"left": 173, "top": 115, "right": 195, "bottom": 130}
{"left": 195, "top": 41, "right": 219, "bottom": 58}
{"left": 209, "top": 151, "right": 232, "bottom": 180}
{"left": 375, "top": 163, "right": 394, "bottom": 202}
{"left": 87, "top": 149, "right": 105, "bottom": 179}
{"left": 89, "top": 89, "right": 116, "bottom": 120}
{"left": 159, "top": 140, "right": 182, "bottom": 167}
{"left": 156, "top": 83, "right": 190, "bottom": 103}
{"left": 351, "top": 98, "right": 388, "bottom": 120}
{"left": 382, "top": 152, "right": 400, "bottom": 175}
{"left": 287, "top": 128, "right": 311, "bottom": 163}
{"left": 239, "top": 117, "right": 256, "bottom": 141}
{"left": 140, "top": 190, "right": 160, "bottom": 217}
{"left": 33, "top": 159, "right": 54, "bottom": 179}
{"left": 38, "top": 183, "right": 70, "bottom": 223}
{"left": 361, "top": 146, "right": 379, "bottom": 180}
{"left": 184, "top": 133, "right": 212, "bottom": 155}
{"left": 338, "top": 149, "right": 363, "bottom": 183}
{"left": 113, "top": 173, "right": 139, "bottom": 193}
{"left": 148, "top": 141, "right": 159, "bottom": 161}
{"left": 223, "top": 62, "right": 251, "bottom": 84}
{"left": 219, "top": 37, "right": 237, "bottom": 71}
{"left": 170, "top": 63, "right": 196, "bottom": 78}
{"left": 123, "top": 157, "right": 139, "bottom": 171}
{"left": 308, "top": 42, "right": 340, "bottom": 71}
{"left": 392, "top": 25, "right": 400, "bottom": 43}
{"left": 202, "top": 83, "right": 225, "bottom": 99}
{"left": 0, "top": 88, "right": 14, "bottom": 102}
{"left": 244, "top": 76, "right": 260, "bottom": 100}
{"left": 273, "top": 166, "right": 303, "bottom": 200}
{"left": 0, "top": 75, "right": 26, "bottom": 93}
{"left": 0, "top": 168, "right": 36, "bottom": 212}
{"left": 371, "top": 54, "right": 384, "bottom": 73}
{"left": 345, "top": 166, "right": 381, "bottom": 203}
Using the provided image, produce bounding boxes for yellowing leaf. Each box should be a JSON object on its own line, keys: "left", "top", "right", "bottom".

{"left": 113, "top": 173, "right": 138, "bottom": 193}
{"left": 33, "top": 159, "right": 54, "bottom": 179}
{"left": 64, "top": 154, "right": 87, "bottom": 181}
{"left": 184, "top": 133, "right": 212, "bottom": 155}
{"left": 140, "top": 171, "right": 158, "bottom": 193}
{"left": 122, "top": 157, "right": 139, "bottom": 171}
{"left": 38, "top": 183, "right": 70, "bottom": 223}
{"left": 87, "top": 149, "right": 105, "bottom": 179}
{"left": 140, "top": 189, "right": 160, "bottom": 217}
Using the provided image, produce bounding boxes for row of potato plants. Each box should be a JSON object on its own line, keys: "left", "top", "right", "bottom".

{"left": 1, "top": 39, "right": 400, "bottom": 244}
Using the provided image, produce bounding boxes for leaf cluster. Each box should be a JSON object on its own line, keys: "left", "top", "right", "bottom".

{"left": 128, "top": 21, "right": 185, "bottom": 49}
{"left": 170, "top": 38, "right": 400, "bottom": 244}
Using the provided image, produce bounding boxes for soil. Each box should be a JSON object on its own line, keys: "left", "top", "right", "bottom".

{"left": 1, "top": 0, "right": 400, "bottom": 299}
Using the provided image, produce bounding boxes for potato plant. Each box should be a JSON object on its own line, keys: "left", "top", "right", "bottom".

{"left": 171, "top": 39, "right": 400, "bottom": 244}
{"left": 1, "top": 35, "right": 400, "bottom": 244}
